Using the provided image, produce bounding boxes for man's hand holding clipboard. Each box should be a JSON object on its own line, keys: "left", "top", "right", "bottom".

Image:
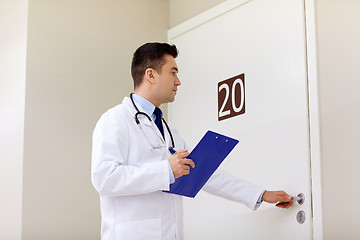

{"left": 164, "top": 130, "right": 239, "bottom": 198}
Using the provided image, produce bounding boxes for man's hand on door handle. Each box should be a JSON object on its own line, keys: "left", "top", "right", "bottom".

{"left": 261, "top": 190, "right": 294, "bottom": 209}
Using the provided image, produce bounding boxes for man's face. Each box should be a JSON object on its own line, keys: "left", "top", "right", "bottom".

{"left": 152, "top": 54, "right": 181, "bottom": 105}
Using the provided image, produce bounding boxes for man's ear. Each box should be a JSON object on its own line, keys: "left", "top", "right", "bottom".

{"left": 145, "top": 68, "right": 156, "bottom": 84}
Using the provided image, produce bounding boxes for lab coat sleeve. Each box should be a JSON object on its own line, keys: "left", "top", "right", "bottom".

{"left": 91, "top": 110, "right": 170, "bottom": 196}
{"left": 182, "top": 140, "right": 264, "bottom": 210}
{"left": 202, "top": 168, "right": 265, "bottom": 210}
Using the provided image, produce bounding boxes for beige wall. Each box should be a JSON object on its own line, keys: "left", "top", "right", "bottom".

{"left": 0, "top": 0, "right": 28, "bottom": 239}
{"left": 22, "top": 0, "right": 168, "bottom": 239}
{"left": 316, "top": 0, "right": 360, "bottom": 239}
{"left": 169, "top": 0, "right": 226, "bottom": 28}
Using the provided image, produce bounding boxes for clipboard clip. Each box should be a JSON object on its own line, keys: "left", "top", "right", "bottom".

{"left": 215, "top": 135, "right": 230, "bottom": 143}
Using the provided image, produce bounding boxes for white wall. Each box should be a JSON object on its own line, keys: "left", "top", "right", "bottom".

{"left": 0, "top": 0, "right": 28, "bottom": 239}
{"left": 22, "top": 0, "right": 168, "bottom": 239}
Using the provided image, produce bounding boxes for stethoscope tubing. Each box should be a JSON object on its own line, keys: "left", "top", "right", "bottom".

{"left": 130, "top": 93, "right": 175, "bottom": 149}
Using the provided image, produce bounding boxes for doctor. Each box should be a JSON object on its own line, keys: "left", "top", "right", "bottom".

{"left": 91, "top": 42, "right": 293, "bottom": 240}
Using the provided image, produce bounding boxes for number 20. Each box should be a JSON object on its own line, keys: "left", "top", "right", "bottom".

{"left": 218, "top": 78, "right": 245, "bottom": 118}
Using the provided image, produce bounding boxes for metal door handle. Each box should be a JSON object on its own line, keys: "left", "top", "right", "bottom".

{"left": 280, "top": 193, "right": 305, "bottom": 204}
{"left": 292, "top": 193, "right": 305, "bottom": 205}
{"left": 279, "top": 193, "right": 305, "bottom": 205}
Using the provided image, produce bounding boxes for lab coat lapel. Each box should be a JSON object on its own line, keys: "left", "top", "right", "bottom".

{"left": 123, "top": 97, "right": 165, "bottom": 145}
{"left": 143, "top": 118, "right": 166, "bottom": 145}
{"left": 162, "top": 119, "right": 172, "bottom": 149}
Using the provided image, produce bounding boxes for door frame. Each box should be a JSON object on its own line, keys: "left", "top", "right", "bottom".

{"left": 168, "top": 0, "right": 323, "bottom": 239}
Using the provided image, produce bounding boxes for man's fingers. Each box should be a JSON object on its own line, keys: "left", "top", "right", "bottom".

{"left": 276, "top": 201, "right": 293, "bottom": 209}
{"left": 182, "top": 158, "right": 195, "bottom": 168}
{"left": 278, "top": 195, "right": 292, "bottom": 202}
{"left": 274, "top": 191, "right": 292, "bottom": 202}
{"left": 176, "top": 150, "right": 189, "bottom": 158}
{"left": 180, "top": 165, "right": 191, "bottom": 175}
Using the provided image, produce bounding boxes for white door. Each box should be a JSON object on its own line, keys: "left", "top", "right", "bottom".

{"left": 168, "top": 0, "right": 319, "bottom": 239}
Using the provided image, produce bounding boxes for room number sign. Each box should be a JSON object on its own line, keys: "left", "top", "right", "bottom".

{"left": 218, "top": 73, "right": 245, "bottom": 121}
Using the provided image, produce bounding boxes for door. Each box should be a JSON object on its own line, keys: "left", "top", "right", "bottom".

{"left": 168, "top": 0, "right": 315, "bottom": 239}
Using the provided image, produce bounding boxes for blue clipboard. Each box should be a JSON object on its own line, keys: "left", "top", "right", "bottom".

{"left": 163, "top": 130, "right": 239, "bottom": 198}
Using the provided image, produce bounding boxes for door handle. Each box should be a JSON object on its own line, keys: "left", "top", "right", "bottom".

{"left": 292, "top": 193, "right": 305, "bottom": 205}
{"left": 280, "top": 193, "right": 305, "bottom": 205}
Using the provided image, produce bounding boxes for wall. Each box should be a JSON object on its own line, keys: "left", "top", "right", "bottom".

{"left": 316, "top": 0, "right": 360, "bottom": 239}
{"left": 22, "top": 0, "right": 168, "bottom": 239}
{"left": 0, "top": 0, "right": 28, "bottom": 239}
{"left": 169, "top": 0, "right": 226, "bottom": 28}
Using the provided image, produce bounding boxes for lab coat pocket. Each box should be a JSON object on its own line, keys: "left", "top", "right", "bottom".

{"left": 116, "top": 218, "right": 162, "bottom": 240}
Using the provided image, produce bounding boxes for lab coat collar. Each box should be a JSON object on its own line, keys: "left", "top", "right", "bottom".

{"left": 131, "top": 94, "right": 156, "bottom": 120}
{"left": 122, "top": 97, "right": 167, "bottom": 144}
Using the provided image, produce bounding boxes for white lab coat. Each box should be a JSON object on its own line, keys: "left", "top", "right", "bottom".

{"left": 91, "top": 97, "right": 264, "bottom": 240}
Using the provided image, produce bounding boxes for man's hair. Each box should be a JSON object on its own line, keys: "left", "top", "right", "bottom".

{"left": 131, "top": 42, "right": 178, "bottom": 88}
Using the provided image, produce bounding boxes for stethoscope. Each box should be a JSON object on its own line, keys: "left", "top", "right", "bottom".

{"left": 130, "top": 93, "right": 175, "bottom": 150}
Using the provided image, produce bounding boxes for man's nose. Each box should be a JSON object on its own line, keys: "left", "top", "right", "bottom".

{"left": 175, "top": 77, "right": 181, "bottom": 86}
